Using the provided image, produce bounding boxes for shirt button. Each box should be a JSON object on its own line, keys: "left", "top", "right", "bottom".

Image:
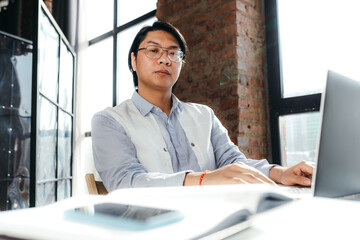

{"left": 191, "top": 143, "right": 195, "bottom": 147}
{"left": 163, "top": 148, "right": 167, "bottom": 152}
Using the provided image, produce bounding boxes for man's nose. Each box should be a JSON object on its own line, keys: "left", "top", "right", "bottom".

{"left": 158, "top": 50, "right": 171, "bottom": 65}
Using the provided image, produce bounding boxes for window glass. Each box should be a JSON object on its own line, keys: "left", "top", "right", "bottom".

{"left": 278, "top": 0, "right": 360, "bottom": 98}
{"left": 57, "top": 110, "right": 72, "bottom": 180}
{"left": 36, "top": 182, "right": 55, "bottom": 206}
{"left": 59, "top": 41, "right": 74, "bottom": 113}
{"left": 38, "top": 9, "right": 59, "bottom": 102}
{"left": 37, "top": 96, "right": 57, "bottom": 182}
{"left": 117, "top": 17, "right": 156, "bottom": 104}
{"left": 82, "top": 37, "right": 113, "bottom": 131}
{"left": 117, "top": 0, "right": 157, "bottom": 26}
{"left": 57, "top": 180, "right": 71, "bottom": 201}
{"left": 279, "top": 112, "right": 320, "bottom": 166}
{"left": 36, "top": 96, "right": 57, "bottom": 206}
{"left": 15, "top": 46, "right": 33, "bottom": 117}
{"left": 85, "top": 0, "right": 114, "bottom": 40}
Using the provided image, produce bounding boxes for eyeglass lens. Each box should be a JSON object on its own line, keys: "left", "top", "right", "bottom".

{"left": 145, "top": 46, "right": 183, "bottom": 62}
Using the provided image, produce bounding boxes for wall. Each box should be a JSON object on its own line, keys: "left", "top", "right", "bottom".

{"left": 43, "top": 0, "right": 53, "bottom": 13}
{"left": 156, "top": 0, "right": 271, "bottom": 161}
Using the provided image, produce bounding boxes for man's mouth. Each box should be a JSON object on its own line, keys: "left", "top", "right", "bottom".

{"left": 156, "top": 70, "right": 170, "bottom": 75}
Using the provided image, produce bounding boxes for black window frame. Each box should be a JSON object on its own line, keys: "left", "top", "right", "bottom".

{"left": 264, "top": 0, "right": 321, "bottom": 165}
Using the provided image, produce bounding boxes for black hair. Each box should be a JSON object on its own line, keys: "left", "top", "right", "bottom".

{"left": 127, "top": 21, "right": 188, "bottom": 90}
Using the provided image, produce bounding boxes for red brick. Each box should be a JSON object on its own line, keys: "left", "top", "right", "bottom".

{"left": 239, "top": 99, "right": 249, "bottom": 109}
{"left": 237, "top": 136, "right": 250, "bottom": 147}
{"left": 217, "top": 23, "right": 238, "bottom": 37}
{"left": 238, "top": 124, "right": 250, "bottom": 134}
{"left": 185, "top": 0, "right": 205, "bottom": 8}
{"left": 249, "top": 138, "right": 258, "bottom": 147}
{"left": 156, "top": 4, "right": 173, "bottom": 18}
{"left": 251, "top": 125, "right": 264, "bottom": 135}
{"left": 222, "top": 11, "right": 237, "bottom": 25}
{"left": 193, "top": 12, "right": 211, "bottom": 24}
{"left": 249, "top": 99, "right": 260, "bottom": 108}
{"left": 248, "top": 77, "right": 261, "bottom": 87}
{"left": 43, "top": 0, "right": 53, "bottom": 13}
{"left": 206, "top": 42, "right": 222, "bottom": 53}
{"left": 220, "top": 98, "right": 238, "bottom": 110}
{"left": 216, "top": 0, "right": 236, "bottom": 16}
{"left": 207, "top": 0, "right": 222, "bottom": 7}
{"left": 206, "top": 18, "right": 222, "bottom": 31}
{"left": 240, "top": 0, "right": 256, "bottom": 8}
{"left": 225, "top": 111, "right": 240, "bottom": 121}
{"left": 249, "top": 151, "right": 262, "bottom": 159}
{"left": 173, "top": 1, "right": 185, "bottom": 10}
{"left": 238, "top": 84, "right": 251, "bottom": 96}
{"left": 220, "top": 48, "right": 236, "bottom": 61}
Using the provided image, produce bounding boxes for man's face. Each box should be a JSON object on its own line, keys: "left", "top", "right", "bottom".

{"left": 131, "top": 30, "right": 183, "bottom": 93}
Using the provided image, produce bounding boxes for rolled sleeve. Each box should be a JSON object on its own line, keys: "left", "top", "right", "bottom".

{"left": 210, "top": 110, "right": 275, "bottom": 177}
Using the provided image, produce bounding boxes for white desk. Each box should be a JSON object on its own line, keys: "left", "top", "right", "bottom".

{"left": 0, "top": 185, "right": 359, "bottom": 240}
{"left": 205, "top": 197, "right": 360, "bottom": 240}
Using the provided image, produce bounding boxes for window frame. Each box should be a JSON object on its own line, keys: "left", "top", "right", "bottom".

{"left": 264, "top": 0, "right": 321, "bottom": 165}
{"left": 87, "top": 1, "right": 156, "bottom": 107}
{"left": 31, "top": 0, "right": 76, "bottom": 207}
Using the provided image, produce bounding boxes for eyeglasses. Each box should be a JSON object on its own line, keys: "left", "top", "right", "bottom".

{"left": 137, "top": 45, "right": 184, "bottom": 62}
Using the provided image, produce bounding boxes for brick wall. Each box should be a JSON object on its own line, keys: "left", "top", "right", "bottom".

{"left": 156, "top": 0, "right": 270, "bottom": 161}
{"left": 43, "top": 0, "right": 53, "bottom": 13}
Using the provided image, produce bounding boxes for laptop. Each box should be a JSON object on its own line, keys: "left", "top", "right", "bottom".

{"left": 281, "top": 70, "right": 360, "bottom": 200}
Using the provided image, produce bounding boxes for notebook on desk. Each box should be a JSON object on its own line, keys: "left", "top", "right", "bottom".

{"left": 281, "top": 70, "right": 360, "bottom": 200}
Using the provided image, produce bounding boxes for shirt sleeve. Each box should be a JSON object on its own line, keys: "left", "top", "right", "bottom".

{"left": 91, "top": 111, "right": 189, "bottom": 191}
{"left": 210, "top": 110, "right": 276, "bottom": 177}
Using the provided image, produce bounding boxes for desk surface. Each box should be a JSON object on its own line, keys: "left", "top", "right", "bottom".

{"left": 0, "top": 185, "right": 359, "bottom": 240}
{"left": 206, "top": 197, "right": 360, "bottom": 240}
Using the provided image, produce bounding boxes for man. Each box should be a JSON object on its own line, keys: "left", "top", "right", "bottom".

{"left": 92, "top": 21, "right": 313, "bottom": 191}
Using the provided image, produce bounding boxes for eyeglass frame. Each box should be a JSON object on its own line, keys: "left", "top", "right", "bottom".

{"left": 137, "top": 45, "right": 184, "bottom": 63}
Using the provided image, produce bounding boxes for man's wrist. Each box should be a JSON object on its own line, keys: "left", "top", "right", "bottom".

{"left": 183, "top": 172, "right": 202, "bottom": 186}
{"left": 269, "top": 166, "right": 285, "bottom": 184}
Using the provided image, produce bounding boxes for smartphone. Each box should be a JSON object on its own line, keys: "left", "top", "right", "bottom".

{"left": 64, "top": 202, "right": 184, "bottom": 230}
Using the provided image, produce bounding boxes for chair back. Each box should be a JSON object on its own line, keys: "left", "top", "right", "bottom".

{"left": 85, "top": 173, "right": 108, "bottom": 195}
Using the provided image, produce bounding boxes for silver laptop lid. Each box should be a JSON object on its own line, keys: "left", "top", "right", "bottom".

{"left": 313, "top": 70, "right": 360, "bottom": 198}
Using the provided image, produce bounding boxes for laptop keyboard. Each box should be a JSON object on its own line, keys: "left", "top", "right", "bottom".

{"left": 284, "top": 186, "right": 312, "bottom": 194}
{"left": 274, "top": 185, "right": 312, "bottom": 198}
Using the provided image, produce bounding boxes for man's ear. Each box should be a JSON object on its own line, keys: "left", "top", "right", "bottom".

{"left": 131, "top": 52, "right": 137, "bottom": 72}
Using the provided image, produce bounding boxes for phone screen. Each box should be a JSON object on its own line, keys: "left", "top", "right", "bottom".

{"left": 75, "top": 203, "right": 175, "bottom": 222}
{"left": 65, "top": 202, "right": 184, "bottom": 230}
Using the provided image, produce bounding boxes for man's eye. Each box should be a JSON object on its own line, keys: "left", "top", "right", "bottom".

{"left": 149, "top": 48, "right": 159, "bottom": 53}
{"left": 169, "top": 51, "right": 178, "bottom": 56}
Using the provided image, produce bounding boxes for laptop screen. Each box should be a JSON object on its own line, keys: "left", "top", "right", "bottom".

{"left": 313, "top": 70, "right": 360, "bottom": 198}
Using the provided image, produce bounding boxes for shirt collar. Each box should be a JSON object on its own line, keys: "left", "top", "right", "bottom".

{"left": 131, "top": 91, "right": 183, "bottom": 116}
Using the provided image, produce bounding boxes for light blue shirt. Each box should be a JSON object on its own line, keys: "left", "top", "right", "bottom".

{"left": 91, "top": 91, "right": 274, "bottom": 191}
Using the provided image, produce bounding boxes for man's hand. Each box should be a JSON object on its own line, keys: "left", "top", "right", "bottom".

{"left": 269, "top": 161, "right": 315, "bottom": 186}
{"left": 184, "top": 162, "right": 275, "bottom": 186}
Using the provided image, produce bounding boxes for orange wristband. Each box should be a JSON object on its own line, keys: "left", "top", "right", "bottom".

{"left": 199, "top": 170, "right": 210, "bottom": 185}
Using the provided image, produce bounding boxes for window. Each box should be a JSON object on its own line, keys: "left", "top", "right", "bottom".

{"left": 75, "top": 1, "right": 157, "bottom": 194}
{"left": 265, "top": 0, "right": 360, "bottom": 166}
{"left": 116, "top": 17, "right": 156, "bottom": 103}
{"left": 82, "top": 0, "right": 157, "bottom": 129}
{"left": 34, "top": 2, "right": 75, "bottom": 207}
